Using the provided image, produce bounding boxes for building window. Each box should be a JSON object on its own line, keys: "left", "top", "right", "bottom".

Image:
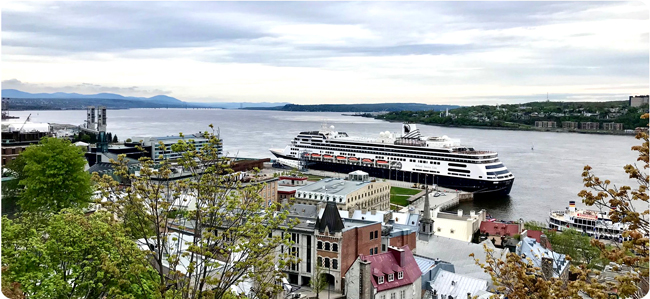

{"left": 332, "top": 259, "right": 338, "bottom": 269}
{"left": 332, "top": 243, "right": 338, "bottom": 252}
{"left": 390, "top": 292, "right": 395, "bottom": 299}
{"left": 378, "top": 276, "right": 384, "bottom": 284}
{"left": 388, "top": 273, "right": 394, "bottom": 282}
{"left": 437, "top": 227, "right": 441, "bottom": 232}
{"left": 317, "top": 241, "right": 323, "bottom": 249}
{"left": 400, "top": 290, "right": 405, "bottom": 299}
{"left": 324, "top": 258, "right": 330, "bottom": 268}
{"left": 370, "top": 231, "right": 374, "bottom": 240}
{"left": 382, "top": 244, "right": 386, "bottom": 252}
{"left": 325, "top": 242, "right": 330, "bottom": 251}
{"left": 450, "top": 229, "right": 455, "bottom": 234}
{"left": 374, "top": 247, "right": 378, "bottom": 254}
{"left": 374, "top": 230, "right": 378, "bottom": 239}
{"left": 398, "top": 271, "right": 403, "bottom": 279}
{"left": 370, "top": 249, "right": 373, "bottom": 255}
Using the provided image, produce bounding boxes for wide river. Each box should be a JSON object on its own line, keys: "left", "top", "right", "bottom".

{"left": 11, "top": 109, "right": 642, "bottom": 223}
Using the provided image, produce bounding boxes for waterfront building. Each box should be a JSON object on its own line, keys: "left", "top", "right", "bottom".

{"left": 293, "top": 171, "right": 390, "bottom": 211}
{"left": 602, "top": 122, "right": 624, "bottom": 131}
{"left": 131, "top": 134, "right": 222, "bottom": 162}
{"left": 431, "top": 209, "right": 486, "bottom": 242}
{"left": 1, "top": 121, "right": 51, "bottom": 167}
{"left": 346, "top": 246, "right": 422, "bottom": 299}
{"left": 580, "top": 122, "right": 600, "bottom": 130}
{"left": 516, "top": 237, "right": 570, "bottom": 281}
{"left": 629, "top": 95, "right": 649, "bottom": 108}
{"left": 534, "top": 121, "right": 557, "bottom": 128}
{"left": 562, "top": 121, "right": 579, "bottom": 130}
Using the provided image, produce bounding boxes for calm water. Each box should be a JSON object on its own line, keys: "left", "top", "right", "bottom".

{"left": 11, "top": 109, "right": 641, "bottom": 223}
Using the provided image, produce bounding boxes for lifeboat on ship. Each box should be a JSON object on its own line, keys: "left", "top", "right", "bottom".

{"left": 336, "top": 156, "right": 347, "bottom": 161}
{"left": 311, "top": 153, "right": 321, "bottom": 158}
{"left": 362, "top": 158, "right": 373, "bottom": 164}
{"left": 377, "top": 160, "right": 388, "bottom": 165}
{"left": 348, "top": 157, "right": 359, "bottom": 162}
{"left": 323, "top": 155, "right": 334, "bottom": 159}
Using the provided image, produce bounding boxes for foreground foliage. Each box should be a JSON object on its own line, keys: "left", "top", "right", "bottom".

{"left": 2, "top": 209, "right": 156, "bottom": 299}
{"left": 93, "top": 126, "right": 297, "bottom": 299}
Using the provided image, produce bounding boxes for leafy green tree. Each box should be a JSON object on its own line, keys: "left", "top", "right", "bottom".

{"left": 93, "top": 126, "right": 297, "bottom": 299}
{"left": 1, "top": 209, "right": 158, "bottom": 298}
{"left": 310, "top": 264, "right": 328, "bottom": 299}
{"left": 1, "top": 155, "right": 27, "bottom": 217}
{"left": 13, "top": 137, "right": 93, "bottom": 213}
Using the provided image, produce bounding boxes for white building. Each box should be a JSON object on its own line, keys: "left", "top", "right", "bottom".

{"left": 432, "top": 208, "right": 486, "bottom": 242}
{"left": 346, "top": 246, "right": 422, "bottom": 299}
{"left": 293, "top": 171, "right": 390, "bottom": 211}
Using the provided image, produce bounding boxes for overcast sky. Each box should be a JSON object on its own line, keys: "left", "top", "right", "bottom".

{"left": 1, "top": 1, "right": 648, "bottom": 105}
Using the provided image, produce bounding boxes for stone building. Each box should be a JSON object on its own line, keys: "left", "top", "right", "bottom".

{"left": 629, "top": 95, "right": 649, "bottom": 108}
{"left": 602, "top": 122, "right": 624, "bottom": 131}
{"left": 534, "top": 121, "right": 557, "bottom": 128}
{"left": 580, "top": 122, "right": 600, "bottom": 130}
{"left": 562, "top": 121, "right": 579, "bottom": 130}
{"left": 346, "top": 246, "right": 422, "bottom": 299}
{"left": 293, "top": 171, "right": 390, "bottom": 211}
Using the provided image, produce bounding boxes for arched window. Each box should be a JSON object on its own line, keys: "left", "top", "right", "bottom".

{"left": 324, "top": 258, "right": 330, "bottom": 268}
{"left": 324, "top": 242, "right": 330, "bottom": 251}
{"left": 332, "top": 243, "right": 338, "bottom": 252}
{"left": 332, "top": 259, "right": 338, "bottom": 269}
{"left": 317, "top": 241, "right": 323, "bottom": 249}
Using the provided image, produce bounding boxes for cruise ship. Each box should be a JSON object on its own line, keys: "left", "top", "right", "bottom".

{"left": 548, "top": 201, "right": 628, "bottom": 240}
{"left": 270, "top": 123, "right": 514, "bottom": 197}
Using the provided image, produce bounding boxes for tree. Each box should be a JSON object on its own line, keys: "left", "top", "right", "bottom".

{"left": 1, "top": 209, "right": 158, "bottom": 298}
{"left": 309, "top": 264, "right": 328, "bottom": 299}
{"left": 93, "top": 126, "right": 297, "bottom": 299}
{"left": 14, "top": 137, "right": 93, "bottom": 213}
{"left": 107, "top": 132, "right": 113, "bottom": 144}
{"left": 578, "top": 113, "right": 649, "bottom": 297}
{"left": 113, "top": 134, "right": 119, "bottom": 143}
{"left": 2, "top": 155, "right": 27, "bottom": 217}
{"left": 475, "top": 114, "right": 649, "bottom": 298}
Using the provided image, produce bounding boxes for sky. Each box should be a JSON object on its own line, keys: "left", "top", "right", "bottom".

{"left": 1, "top": 1, "right": 649, "bottom": 105}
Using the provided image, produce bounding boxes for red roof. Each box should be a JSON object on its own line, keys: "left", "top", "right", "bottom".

{"left": 279, "top": 176, "right": 308, "bottom": 181}
{"left": 361, "top": 246, "right": 421, "bottom": 292}
{"left": 479, "top": 221, "right": 521, "bottom": 236}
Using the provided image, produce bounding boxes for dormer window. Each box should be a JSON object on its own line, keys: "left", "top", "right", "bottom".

{"left": 378, "top": 276, "right": 384, "bottom": 284}
{"left": 388, "top": 273, "right": 394, "bottom": 282}
{"left": 398, "top": 271, "right": 403, "bottom": 279}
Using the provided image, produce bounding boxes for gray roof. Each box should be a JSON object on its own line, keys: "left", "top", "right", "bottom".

{"left": 416, "top": 235, "right": 507, "bottom": 283}
{"left": 429, "top": 270, "right": 488, "bottom": 298}
{"left": 414, "top": 255, "right": 437, "bottom": 273}
{"left": 297, "top": 178, "right": 371, "bottom": 197}
{"left": 436, "top": 212, "right": 471, "bottom": 221}
{"left": 516, "top": 237, "right": 569, "bottom": 278}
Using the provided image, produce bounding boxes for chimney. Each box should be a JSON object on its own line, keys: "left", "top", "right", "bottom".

{"left": 348, "top": 206, "right": 355, "bottom": 217}
{"left": 317, "top": 201, "right": 325, "bottom": 213}
{"left": 470, "top": 210, "right": 476, "bottom": 217}
{"left": 359, "top": 259, "right": 372, "bottom": 299}
{"left": 362, "top": 207, "right": 368, "bottom": 214}
{"left": 371, "top": 207, "right": 377, "bottom": 215}
{"left": 540, "top": 234, "right": 549, "bottom": 250}
{"left": 457, "top": 209, "right": 463, "bottom": 217}
{"left": 541, "top": 257, "right": 554, "bottom": 279}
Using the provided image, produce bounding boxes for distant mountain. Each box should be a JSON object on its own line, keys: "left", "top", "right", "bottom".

{"left": 1, "top": 89, "right": 292, "bottom": 110}
{"left": 244, "top": 103, "right": 462, "bottom": 112}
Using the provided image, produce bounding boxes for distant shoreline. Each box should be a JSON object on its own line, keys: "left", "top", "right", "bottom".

{"left": 376, "top": 118, "right": 637, "bottom": 137}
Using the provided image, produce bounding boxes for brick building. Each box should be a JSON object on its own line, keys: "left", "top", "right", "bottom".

{"left": 562, "top": 121, "right": 579, "bottom": 130}
{"left": 1, "top": 123, "right": 51, "bottom": 167}
{"left": 534, "top": 121, "right": 557, "bottom": 128}
{"left": 602, "top": 122, "right": 624, "bottom": 131}
{"left": 580, "top": 122, "right": 600, "bottom": 130}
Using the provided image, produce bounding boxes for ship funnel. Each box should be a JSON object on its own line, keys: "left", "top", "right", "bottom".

{"left": 569, "top": 201, "right": 576, "bottom": 212}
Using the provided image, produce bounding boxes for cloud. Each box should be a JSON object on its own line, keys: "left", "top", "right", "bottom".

{"left": 1, "top": 1, "right": 648, "bottom": 104}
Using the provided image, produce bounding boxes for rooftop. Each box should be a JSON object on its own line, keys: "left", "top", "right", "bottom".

{"left": 516, "top": 237, "right": 569, "bottom": 278}
{"left": 428, "top": 270, "right": 488, "bottom": 299}
{"left": 362, "top": 246, "right": 422, "bottom": 292}
{"left": 296, "top": 177, "right": 373, "bottom": 198}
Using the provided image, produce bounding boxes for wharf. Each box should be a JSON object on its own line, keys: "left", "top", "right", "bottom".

{"left": 302, "top": 169, "right": 473, "bottom": 213}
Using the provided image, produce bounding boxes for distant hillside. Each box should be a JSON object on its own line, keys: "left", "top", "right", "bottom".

{"left": 1, "top": 89, "right": 290, "bottom": 110}
{"left": 243, "top": 103, "right": 462, "bottom": 112}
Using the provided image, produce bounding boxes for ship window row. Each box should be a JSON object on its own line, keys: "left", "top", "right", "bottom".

{"left": 389, "top": 157, "right": 406, "bottom": 162}
{"left": 487, "top": 170, "right": 510, "bottom": 176}
{"left": 449, "top": 172, "right": 470, "bottom": 177}
{"left": 414, "top": 168, "right": 440, "bottom": 174}
{"left": 448, "top": 168, "right": 470, "bottom": 174}
{"left": 485, "top": 163, "right": 505, "bottom": 169}
{"left": 318, "top": 141, "right": 486, "bottom": 160}
{"left": 296, "top": 144, "right": 492, "bottom": 164}
{"left": 448, "top": 163, "right": 467, "bottom": 168}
